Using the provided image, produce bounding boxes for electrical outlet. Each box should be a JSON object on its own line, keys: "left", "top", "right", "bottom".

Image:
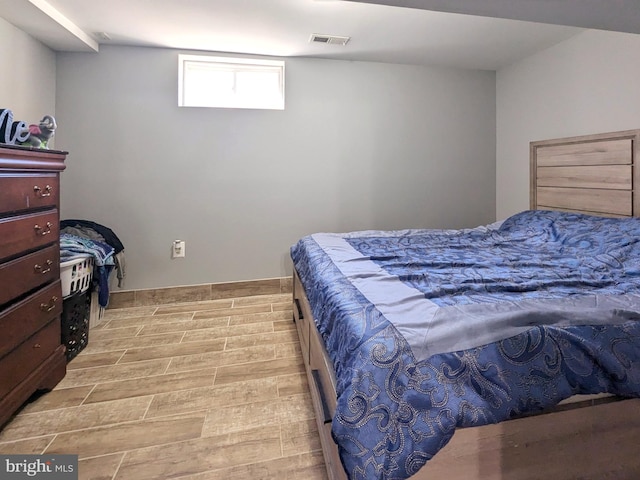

{"left": 172, "top": 240, "right": 186, "bottom": 258}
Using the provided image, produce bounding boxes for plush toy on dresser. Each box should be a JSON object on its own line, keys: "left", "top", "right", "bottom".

{"left": 23, "top": 115, "right": 57, "bottom": 148}
{"left": 0, "top": 108, "right": 57, "bottom": 148}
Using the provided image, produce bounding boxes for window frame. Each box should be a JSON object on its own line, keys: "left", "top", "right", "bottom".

{"left": 178, "top": 54, "right": 285, "bottom": 110}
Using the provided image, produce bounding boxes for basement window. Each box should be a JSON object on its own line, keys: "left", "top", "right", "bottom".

{"left": 178, "top": 54, "right": 285, "bottom": 110}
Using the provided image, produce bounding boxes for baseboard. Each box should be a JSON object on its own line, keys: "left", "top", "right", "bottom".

{"left": 107, "top": 276, "right": 293, "bottom": 309}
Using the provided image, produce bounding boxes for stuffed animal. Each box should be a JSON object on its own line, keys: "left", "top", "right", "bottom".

{"left": 24, "top": 115, "right": 57, "bottom": 148}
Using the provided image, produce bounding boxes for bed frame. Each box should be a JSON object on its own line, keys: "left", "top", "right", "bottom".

{"left": 293, "top": 129, "right": 640, "bottom": 480}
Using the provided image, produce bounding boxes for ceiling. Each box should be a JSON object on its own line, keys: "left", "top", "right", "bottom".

{"left": 0, "top": 0, "right": 636, "bottom": 70}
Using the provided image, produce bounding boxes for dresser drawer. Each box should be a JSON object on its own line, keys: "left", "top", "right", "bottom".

{"left": 0, "top": 281, "right": 62, "bottom": 359}
{"left": 0, "top": 210, "right": 59, "bottom": 262}
{"left": 0, "top": 318, "right": 61, "bottom": 400}
{"left": 0, "top": 245, "right": 60, "bottom": 307}
{"left": 0, "top": 174, "right": 59, "bottom": 215}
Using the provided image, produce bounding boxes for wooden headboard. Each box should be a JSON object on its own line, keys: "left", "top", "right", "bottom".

{"left": 530, "top": 129, "right": 640, "bottom": 217}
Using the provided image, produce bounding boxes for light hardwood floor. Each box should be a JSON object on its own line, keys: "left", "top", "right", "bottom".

{"left": 0, "top": 293, "right": 329, "bottom": 480}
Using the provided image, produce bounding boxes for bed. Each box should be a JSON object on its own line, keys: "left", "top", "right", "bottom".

{"left": 291, "top": 129, "right": 640, "bottom": 480}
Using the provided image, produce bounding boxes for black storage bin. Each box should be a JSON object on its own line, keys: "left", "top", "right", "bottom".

{"left": 61, "top": 291, "right": 91, "bottom": 361}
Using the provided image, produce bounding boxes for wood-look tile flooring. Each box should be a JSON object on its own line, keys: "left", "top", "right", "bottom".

{"left": 0, "top": 293, "right": 329, "bottom": 480}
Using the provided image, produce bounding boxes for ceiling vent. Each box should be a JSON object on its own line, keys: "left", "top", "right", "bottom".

{"left": 310, "top": 34, "right": 350, "bottom": 46}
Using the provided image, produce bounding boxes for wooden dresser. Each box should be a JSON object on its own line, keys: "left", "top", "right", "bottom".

{"left": 0, "top": 145, "right": 67, "bottom": 428}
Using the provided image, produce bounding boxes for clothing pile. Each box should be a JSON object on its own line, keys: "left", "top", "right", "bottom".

{"left": 60, "top": 220, "right": 125, "bottom": 308}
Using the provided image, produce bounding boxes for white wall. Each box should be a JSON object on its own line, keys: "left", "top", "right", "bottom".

{"left": 56, "top": 46, "right": 496, "bottom": 290}
{"left": 496, "top": 29, "right": 640, "bottom": 219}
{"left": 0, "top": 17, "right": 56, "bottom": 131}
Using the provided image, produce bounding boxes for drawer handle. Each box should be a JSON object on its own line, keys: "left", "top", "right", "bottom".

{"left": 33, "top": 185, "right": 53, "bottom": 197}
{"left": 40, "top": 296, "right": 58, "bottom": 312}
{"left": 34, "top": 222, "right": 53, "bottom": 236}
{"left": 311, "top": 369, "right": 332, "bottom": 424}
{"left": 294, "top": 298, "right": 304, "bottom": 320}
{"left": 33, "top": 343, "right": 41, "bottom": 349}
{"left": 34, "top": 260, "right": 53, "bottom": 274}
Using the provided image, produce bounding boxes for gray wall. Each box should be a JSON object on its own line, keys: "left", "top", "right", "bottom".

{"left": 496, "top": 29, "right": 640, "bottom": 220}
{"left": 0, "top": 17, "right": 56, "bottom": 134}
{"left": 56, "top": 46, "right": 496, "bottom": 290}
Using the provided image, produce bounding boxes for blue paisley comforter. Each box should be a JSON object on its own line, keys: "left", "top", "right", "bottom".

{"left": 290, "top": 210, "right": 640, "bottom": 480}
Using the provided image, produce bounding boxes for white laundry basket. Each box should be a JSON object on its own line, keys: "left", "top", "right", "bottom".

{"left": 60, "top": 255, "right": 93, "bottom": 299}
